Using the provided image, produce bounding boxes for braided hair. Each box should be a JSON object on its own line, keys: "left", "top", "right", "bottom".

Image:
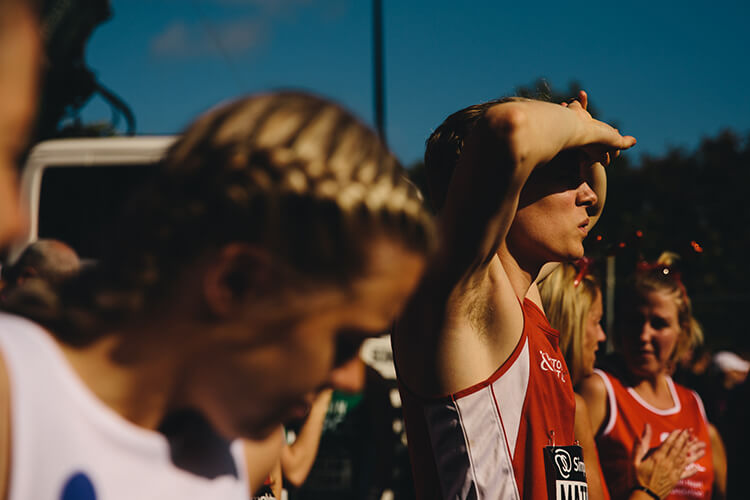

{"left": 25, "top": 91, "right": 435, "bottom": 343}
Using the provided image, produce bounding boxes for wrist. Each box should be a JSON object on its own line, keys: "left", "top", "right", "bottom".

{"left": 631, "top": 485, "right": 661, "bottom": 500}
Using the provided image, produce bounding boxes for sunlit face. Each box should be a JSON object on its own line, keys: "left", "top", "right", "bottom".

{"left": 507, "top": 154, "right": 598, "bottom": 268}
{"left": 621, "top": 290, "right": 681, "bottom": 379}
{"left": 0, "top": 7, "right": 39, "bottom": 247}
{"left": 581, "top": 288, "right": 606, "bottom": 377}
{"left": 188, "top": 237, "right": 426, "bottom": 440}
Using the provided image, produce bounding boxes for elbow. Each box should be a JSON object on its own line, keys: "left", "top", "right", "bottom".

{"left": 480, "top": 103, "right": 531, "bottom": 170}
{"left": 284, "top": 468, "right": 309, "bottom": 488}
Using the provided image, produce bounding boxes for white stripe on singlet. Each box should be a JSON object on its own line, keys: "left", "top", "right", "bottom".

{"left": 422, "top": 337, "right": 529, "bottom": 499}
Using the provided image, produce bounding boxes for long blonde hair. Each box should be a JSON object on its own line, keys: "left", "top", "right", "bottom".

{"left": 539, "top": 262, "right": 601, "bottom": 386}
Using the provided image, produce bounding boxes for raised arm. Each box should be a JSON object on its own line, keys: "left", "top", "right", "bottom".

{"left": 394, "top": 95, "right": 634, "bottom": 395}
{"left": 436, "top": 97, "right": 633, "bottom": 286}
{"left": 280, "top": 388, "right": 332, "bottom": 487}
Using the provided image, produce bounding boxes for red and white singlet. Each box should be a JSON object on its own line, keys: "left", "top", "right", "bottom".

{"left": 593, "top": 369, "right": 714, "bottom": 500}
{"left": 399, "top": 299, "right": 578, "bottom": 499}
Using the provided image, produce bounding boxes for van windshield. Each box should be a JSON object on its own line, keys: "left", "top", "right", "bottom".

{"left": 38, "top": 164, "right": 156, "bottom": 259}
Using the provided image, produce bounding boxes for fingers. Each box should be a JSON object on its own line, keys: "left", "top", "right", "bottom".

{"left": 680, "top": 439, "right": 707, "bottom": 479}
{"left": 578, "top": 90, "right": 588, "bottom": 110}
{"left": 648, "top": 428, "right": 681, "bottom": 463}
{"left": 633, "top": 423, "right": 652, "bottom": 466}
{"left": 664, "top": 429, "right": 691, "bottom": 462}
{"left": 685, "top": 438, "right": 707, "bottom": 463}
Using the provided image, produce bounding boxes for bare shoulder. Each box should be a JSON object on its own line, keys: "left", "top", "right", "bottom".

{"left": 577, "top": 372, "right": 609, "bottom": 433}
{"left": 393, "top": 257, "right": 523, "bottom": 396}
{"left": 0, "top": 350, "right": 11, "bottom": 500}
{"left": 242, "top": 427, "right": 284, "bottom": 497}
{"left": 574, "top": 393, "right": 588, "bottom": 414}
{"left": 578, "top": 371, "right": 607, "bottom": 401}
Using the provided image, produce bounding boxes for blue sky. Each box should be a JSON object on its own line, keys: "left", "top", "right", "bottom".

{"left": 82, "top": 0, "right": 750, "bottom": 167}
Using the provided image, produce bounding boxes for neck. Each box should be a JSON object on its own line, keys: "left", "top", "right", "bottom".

{"left": 497, "top": 243, "right": 541, "bottom": 300}
{"left": 58, "top": 320, "right": 187, "bottom": 430}
{"left": 630, "top": 370, "right": 674, "bottom": 408}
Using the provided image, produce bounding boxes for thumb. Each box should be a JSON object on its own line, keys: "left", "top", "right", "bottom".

{"left": 633, "top": 423, "right": 652, "bottom": 466}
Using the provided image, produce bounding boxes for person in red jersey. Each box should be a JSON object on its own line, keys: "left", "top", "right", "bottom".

{"left": 580, "top": 253, "right": 727, "bottom": 500}
{"left": 392, "top": 90, "right": 636, "bottom": 499}
{"left": 541, "top": 261, "right": 707, "bottom": 500}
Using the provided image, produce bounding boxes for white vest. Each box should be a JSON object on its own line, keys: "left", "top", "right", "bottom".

{"left": 0, "top": 312, "right": 251, "bottom": 500}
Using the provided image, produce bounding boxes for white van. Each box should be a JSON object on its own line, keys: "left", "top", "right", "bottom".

{"left": 6, "top": 136, "right": 176, "bottom": 264}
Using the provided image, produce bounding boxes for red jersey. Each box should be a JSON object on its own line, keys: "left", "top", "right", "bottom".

{"left": 593, "top": 369, "right": 714, "bottom": 500}
{"left": 399, "top": 299, "right": 577, "bottom": 499}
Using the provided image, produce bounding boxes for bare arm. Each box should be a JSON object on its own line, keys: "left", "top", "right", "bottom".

{"left": 575, "top": 394, "right": 609, "bottom": 500}
{"left": 394, "top": 99, "right": 635, "bottom": 395}
{"left": 280, "top": 389, "right": 332, "bottom": 487}
{"left": 708, "top": 424, "right": 726, "bottom": 500}
{"left": 579, "top": 373, "right": 609, "bottom": 434}
{"left": 243, "top": 426, "right": 285, "bottom": 497}
{"left": 437, "top": 98, "right": 631, "bottom": 286}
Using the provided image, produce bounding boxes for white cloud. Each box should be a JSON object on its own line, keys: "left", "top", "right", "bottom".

{"left": 151, "top": 0, "right": 345, "bottom": 60}
{"left": 150, "top": 19, "right": 266, "bottom": 59}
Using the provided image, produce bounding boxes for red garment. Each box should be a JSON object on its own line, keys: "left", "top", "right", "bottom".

{"left": 398, "top": 299, "right": 577, "bottom": 499}
{"left": 594, "top": 370, "right": 714, "bottom": 500}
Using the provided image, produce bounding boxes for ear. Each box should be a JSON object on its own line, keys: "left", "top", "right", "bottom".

{"left": 16, "top": 266, "right": 38, "bottom": 286}
{"left": 202, "top": 243, "right": 277, "bottom": 318}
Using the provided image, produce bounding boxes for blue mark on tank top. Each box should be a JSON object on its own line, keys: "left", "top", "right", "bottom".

{"left": 60, "top": 472, "right": 96, "bottom": 500}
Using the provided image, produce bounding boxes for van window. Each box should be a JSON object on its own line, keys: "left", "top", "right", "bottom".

{"left": 38, "top": 164, "right": 157, "bottom": 259}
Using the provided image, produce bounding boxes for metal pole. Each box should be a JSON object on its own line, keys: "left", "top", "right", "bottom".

{"left": 373, "top": 0, "right": 386, "bottom": 143}
{"left": 606, "top": 255, "right": 616, "bottom": 352}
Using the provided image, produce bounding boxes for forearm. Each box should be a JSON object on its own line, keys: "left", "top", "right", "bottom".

{"left": 280, "top": 389, "right": 332, "bottom": 487}
{"left": 574, "top": 395, "right": 609, "bottom": 500}
{"left": 438, "top": 100, "right": 587, "bottom": 280}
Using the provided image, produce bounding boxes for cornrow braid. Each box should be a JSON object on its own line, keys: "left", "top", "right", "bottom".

{"left": 45, "top": 91, "right": 434, "bottom": 343}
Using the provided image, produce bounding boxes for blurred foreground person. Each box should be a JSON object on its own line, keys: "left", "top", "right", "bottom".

{"left": 541, "top": 262, "right": 706, "bottom": 500}
{"left": 1, "top": 238, "right": 80, "bottom": 290}
{"left": 580, "top": 253, "right": 726, "bottom": 499}
{"left": 0, "top": 0, "right": 41, "bottom": 248}
{"left": 1, "top": 238, "right": 81, "bottom": 310}
{"left": 0, "top": 91, "right": 434, "bottom": 499}
{"left": 392, "top": 90, "right": 635, "bottom": 499}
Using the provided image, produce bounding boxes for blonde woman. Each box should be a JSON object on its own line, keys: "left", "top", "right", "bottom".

{"left": 0, "top": 91, "right": 435, "bottom": 499}
{"left": 541, "top": 261, "right": 708, "bottom": 500}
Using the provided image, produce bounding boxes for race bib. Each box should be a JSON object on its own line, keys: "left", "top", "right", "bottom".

{"left": 544, "top": 444, "right": 588, "bottom": 500}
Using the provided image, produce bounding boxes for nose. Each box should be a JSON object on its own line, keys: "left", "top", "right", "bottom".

{"left": 639, "top": 322, "right": 654, "bottom": 343}
{"left": 598, "top": 325, "right": 607, "bottom": 343}
{"left": 576, "top": 182, "right": 598, "bottom": 208}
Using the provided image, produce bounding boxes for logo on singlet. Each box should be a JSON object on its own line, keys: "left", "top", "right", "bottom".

{"left": 540, "top": 350, "right": 565, "bottom": 382}
{"left": 554, "top": 448, "right": 572, "bottom": 478}
{"left": 659, "top": 432, "right": 707, "bottom": 473}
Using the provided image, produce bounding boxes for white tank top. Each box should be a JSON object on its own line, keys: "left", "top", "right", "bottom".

{"left": 0, "top": 312, "right": 251, "bottom": 500}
